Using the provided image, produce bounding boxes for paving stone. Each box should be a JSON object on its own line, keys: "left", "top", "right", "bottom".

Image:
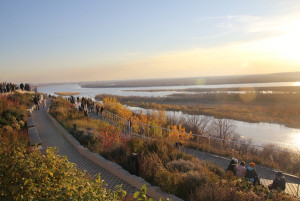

{"left": 32, "top": 101, "right": 138, "bottom": 195}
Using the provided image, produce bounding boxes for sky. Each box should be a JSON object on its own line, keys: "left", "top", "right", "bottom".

{"left": 1, "top": 0, "right": 300, "bottom": 83}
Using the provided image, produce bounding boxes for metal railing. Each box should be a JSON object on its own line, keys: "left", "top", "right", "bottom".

{"left": 100, "top": 109, "right": 300, "bottom": 198}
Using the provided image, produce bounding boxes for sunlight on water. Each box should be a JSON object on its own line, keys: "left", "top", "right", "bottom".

{"left": 291, "top": 133, "right": 300, "bottom": 151}
{"left": 294, "top": 82, "right": 300, "bottom": 86}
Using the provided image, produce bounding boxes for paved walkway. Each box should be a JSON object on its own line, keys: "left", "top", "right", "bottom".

{"left": 181, "top": 147, "right": 300, "bottom": 197}
{"left": 88, "top": 111, "right": 300, "bottom": 198}
{"left": 32, "top": 101, "right": 137, "bottom": 194}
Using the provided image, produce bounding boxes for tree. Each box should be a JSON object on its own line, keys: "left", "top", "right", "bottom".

{"left": 212, "top": 118, "right": 235, "bottom": 140}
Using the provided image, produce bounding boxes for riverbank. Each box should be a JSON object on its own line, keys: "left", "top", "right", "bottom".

{"left": 54, "top": 92, "right": 80, "bottom": 96}
{"left": 95, "top": 90, "right": 300, "bottom": 128}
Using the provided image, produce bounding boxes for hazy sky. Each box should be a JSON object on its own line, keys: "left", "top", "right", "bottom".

{"left": 1, "top": 0, "right": 300, "bottom": 83}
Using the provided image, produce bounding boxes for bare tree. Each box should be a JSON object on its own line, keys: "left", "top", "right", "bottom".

{"left": 166, "top": 112, "right": 185, "bottom": 126}
{"left": 212, "top": 118, "right": 235, "bottom": 140}
{"left": 186, "top": 115, "right": 211, "bottom": 135}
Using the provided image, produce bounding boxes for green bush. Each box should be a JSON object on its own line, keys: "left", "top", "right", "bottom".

{"left": 0, "top": 94, "right": 129, "bottom": 201}
{"left": 49, "top": 97, "right": 297, "bottom": 201}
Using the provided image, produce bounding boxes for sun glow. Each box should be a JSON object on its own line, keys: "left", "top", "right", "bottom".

{"left": 294, "top": 82, "right": 300, "bottom": 86}
{"left": 292, "top": 133, "right": 300, "bottom": 151}
{"left": 266, "top": 19, "right": 300, "bottom": 62}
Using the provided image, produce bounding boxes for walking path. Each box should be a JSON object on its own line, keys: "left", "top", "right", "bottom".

{"left": 88, "top": 111, "right": 300, "bottom": 198}
{"left": 182, "top": 147, "right": 300, "bottom": 197}
{"left": 32, "top": 101, "right": 138, "bottom": 194}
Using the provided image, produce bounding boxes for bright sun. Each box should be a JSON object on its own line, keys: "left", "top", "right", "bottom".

{"left": 292, "top": 133, "right": 300, "bottom": 150}
{"left": 294, "top": 82, "right": 300, "bottom": 86}
{"left": 257, "top": 18, "right": 300, "bottom": 63}
{"left": 271, "top": 19, "right": 300, "bottom": 62}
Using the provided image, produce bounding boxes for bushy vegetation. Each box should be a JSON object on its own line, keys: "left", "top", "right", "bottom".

{"left": 97, "top": 94, "right": 300, "bottom": 177}
{"left": 96, "top": 87, "right": 300, "bottom": 128}
{"left": 0, "top": 94, "right": 130, "bottom": 201}
{"left": 0, "top": 93, "right": 34, "bottom": 130}
{"left": 49, "top": 96, "right": 297, "bottom": 201}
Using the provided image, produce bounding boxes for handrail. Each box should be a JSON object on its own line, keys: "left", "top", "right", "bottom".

{"left": 103, "top": 110, "right": 300, "bottom": 156}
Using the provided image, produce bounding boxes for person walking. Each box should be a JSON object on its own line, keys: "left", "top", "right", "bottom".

{"left": 42, "top": 99, "right": 47, "bottom": 111}
{"left": 100, "top": 106, "right": 104, "bottom": 115}
{"left": 127, "top": 118, "right": 132, "bottom": 133}
{"left": 268, "top": 171, "right": 286, "bottom": 191}
{"left": 34, "top": 96, "right": 40, "bottom": 110}
{"left": 246, "top": 162, "right": 260, "bottom": 185}
{"left": 236, "top": 161, "right": 246, "bottom": 177}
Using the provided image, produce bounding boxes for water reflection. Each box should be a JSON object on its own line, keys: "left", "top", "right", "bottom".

{"left": 38, "top": 82, "right": 300, "bottom": 98}
{"left": 38, "top": 82, "right": 300, "bottom": 150}
{"left": 290, "top": 133, "right": 300, "bottom": 150}
{"left": 128, "top": 106, "right": 300, "bottom": 150}
{"left": 294, "top": 82, "right": 300, "bottom": 86}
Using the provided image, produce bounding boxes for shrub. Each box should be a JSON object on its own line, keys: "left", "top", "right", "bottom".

{"left": 127, "top": 137, "right": 145, "bottom": 154}
{"left": 166, "top": 159, "right": 196, "bottom": 173}
{"left": 177, "top": 171, "right": 208, "bottom": 199}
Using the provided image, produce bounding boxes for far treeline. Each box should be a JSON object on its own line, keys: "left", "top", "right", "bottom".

{"left": 82, "top": 71, "right": 300, "bottom": 88}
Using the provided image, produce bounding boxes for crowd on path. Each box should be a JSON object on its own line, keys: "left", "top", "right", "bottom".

{"left": 33, "top": 94, "right": 47, "bottom": 111}
{"left": 67, "top": 96, "right": 104, "bottom": 117}
{"left": 226, "top": 157, "right": 286, "bottom": 191}
{"left": 0, "top": 82, "right": 32, "bottom": 94}
{"left": 67, "top": 96, "right": 134, "bottom": 134}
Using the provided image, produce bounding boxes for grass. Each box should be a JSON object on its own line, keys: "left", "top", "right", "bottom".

{"left": 54, "top": 92, "right": 80, "bottom": 96}
{"left": 96, "top": 87, "right": 300, "bottom": 128}
{"left": 49, "top": 97, "right": 297, "bottom": 201}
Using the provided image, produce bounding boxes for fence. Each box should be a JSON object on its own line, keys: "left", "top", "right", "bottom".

{"left": 101, "top": 109, "right": 300, "bottom": 197}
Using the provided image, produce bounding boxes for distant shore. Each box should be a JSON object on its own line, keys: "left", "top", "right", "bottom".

{"left": 54, "top": 92, "right": 80, "bottom": 96}
{"left": 81, "top": 71, "right": 300, "bottom": 88}
{"left": 95, "top": 86, "right": 300, "bottom": 129}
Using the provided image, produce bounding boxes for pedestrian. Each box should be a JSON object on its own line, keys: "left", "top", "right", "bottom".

{"left": 42, "top": 99, "right": 47, "bottom": 111}
{"left": 127, "top": 118, "right": 132, "bottom": 133}
{"left": 246, "top": 162, "right": 260, "bottom": 185}
{"left": 236, "top": 161, "right": 246, "bottom": 177}
{"left": 84, "top": 104, "right": 88, "bottom": 117}
{"left": 20, "top": 83, "right": 24, "bottom": 90}
{"left": 96, "top": 104, "right": 100, "bottom": 115}
{"left": 34, "top": 96, "right": 40, "bottom": 110}
{"left": 100, "top": 106, "right": 104, "bottom": 115}
{"left": 226, "top": 158, "right": 238, "bottom": 175}
{"left": 268, "top": 171, "right": 286, "bottom": 191}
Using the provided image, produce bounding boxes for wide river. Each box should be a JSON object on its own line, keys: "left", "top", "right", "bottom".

{"left": 38, "top": 82, "right": 300, "bottom": 150}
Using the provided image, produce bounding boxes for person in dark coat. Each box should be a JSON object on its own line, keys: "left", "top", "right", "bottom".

{"left": 20, "top": 83, "right": 24, "bottom": 90}
{"left": 100, "top": 106, "right": 104, "bottom": 115}
{"left": 268, "top": 171, "right": 286, "bottom": 191}
{"left": 246, "top": 162, "right": 260, "bottom": 185}
{"left": 34, "top": 96, "right": 40, "bottom": 110}
{"left": 226, "top": 158, "right": 238, "bottom": 175}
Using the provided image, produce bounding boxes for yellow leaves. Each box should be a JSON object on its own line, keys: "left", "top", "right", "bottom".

{"left": 48, "top": 171, "right": 54, "bottom": 177}
{"left": 24, "top": 179, "right": 31, "bottom": 186}
{"left": 168, "top": 124, "right": 193, "bottom": 143}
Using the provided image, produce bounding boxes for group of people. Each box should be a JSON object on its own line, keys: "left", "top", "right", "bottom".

{"left": 34, "top": 95, "right": 47, "bottom": 111}
{"left": 227, "top": 158, "right": 286, "bottom": 191}
{"left": 0, "top": 82, "right": 31, "bottom": 94}
{"left": 67, "top": 96, "right": 104, "bottom": 117}
{"left": 19, "top": 83, "right": 31, "bottom": 91}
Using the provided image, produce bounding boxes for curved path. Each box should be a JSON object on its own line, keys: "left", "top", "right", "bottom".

{"left": 32, "top": 101, "right": 137, "bottom": 194}
{"left": 89, "top": 111, "right": 300, "bottom": 198}
{"left": 181, "top": 147, "right": 300, "bottom": 197}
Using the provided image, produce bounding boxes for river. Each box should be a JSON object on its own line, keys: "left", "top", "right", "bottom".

{"left": 37, "top": 82, "right": 300, "bottom": 150}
